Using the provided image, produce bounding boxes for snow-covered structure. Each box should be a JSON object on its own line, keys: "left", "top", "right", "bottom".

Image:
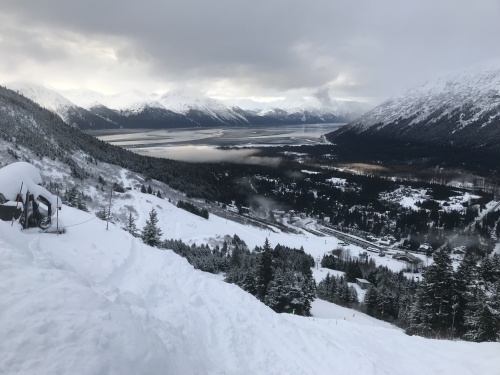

{"left": 0, "top": 162, "right": 62, "bottom": 227}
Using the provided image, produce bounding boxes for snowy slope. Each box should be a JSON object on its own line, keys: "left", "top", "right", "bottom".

{"left": 329, "top": 61, "right": 500, "bottom": 153}
{"left": 6, "top": 82, "right": 77, "bottom": 120}
{"left": 63, "top": 88, "right": 165, "bottom": 113}
{"left": 158, "top": 90, "right": 248, "bottom": 124}
{"left": 5, "top": 83, "right": 118, "bottom": 130}
{"left": 350, "top": 62, "right": 500, "bottom": 131}
{"left": 259, "top": 97, "right": 371, "bottom": 122}
{"left": 1, "top": 207, "right": 499, "bottom": 375}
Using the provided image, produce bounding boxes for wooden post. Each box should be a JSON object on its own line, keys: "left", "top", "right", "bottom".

{"left": 106, "top": 187, "right": 112, "bottom": 230}
{"left": 56, "top": 188, "right": 59, "bottom": 235}
{"left": 11, "top": 182, "right": 23, "bottom": 227}
{"left": 24, "top": 191, "right": 29, "bottom": 230}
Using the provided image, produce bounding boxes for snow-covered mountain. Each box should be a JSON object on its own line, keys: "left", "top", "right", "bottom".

{"left": 65, "top": 88, "right": 168, "bottom": 113}
{"left": 327, "top": 62, "right": 500, "bottom": 156}
{"left": 4, "top": 82, "right": 369, "bottom": 129}
{"left": 157, "top": 90, "right": 249, "bottom": 126}
{"left": 5, "top": 82, "right": 119, "bottom": 130}
{"left": 257, "top": 97, "right": 371, "bottom": 123}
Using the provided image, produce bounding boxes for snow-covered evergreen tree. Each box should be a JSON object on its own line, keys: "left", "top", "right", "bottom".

{"left": 123, "top": 212, "right": 139, "bottom": 237}
{"left": 95, "top": 207, "right": 109, "bottom": 221}
{"left": 453, "top": 254, "right": 478, "bottom": 336}
{"left": 257, "top": 238, "right": 273, "bottom": 301}
{"left": 141, "top": 208, "right": 162, "bottom": 247}
{"left": 463, "top": 282, "right": 500, "bottom": 342}
{"left": 364, "top": 286, "right": 379, "bottom": 315}
{"left": 408, "top": 247, "right": 454, "bottom": 336}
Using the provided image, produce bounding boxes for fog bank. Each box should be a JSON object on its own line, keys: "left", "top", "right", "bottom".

{"left": 135, "top": 146, "right": 281, "bottom": 167}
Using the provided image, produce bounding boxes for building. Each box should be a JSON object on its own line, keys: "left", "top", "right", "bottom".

{"left": 355, "top": 278, "right": 372, "bottom": 289}
{"left": 392, "top": 252, "right": 423, "bottom": 265}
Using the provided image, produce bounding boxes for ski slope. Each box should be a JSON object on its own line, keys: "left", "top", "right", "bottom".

{"left": 1, "top": 205, "right": 499, "bottom": 375}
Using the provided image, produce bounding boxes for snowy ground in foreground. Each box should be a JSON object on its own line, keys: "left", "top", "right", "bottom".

{"left": 1, "top": 206, "right": 499, "bottom": 375}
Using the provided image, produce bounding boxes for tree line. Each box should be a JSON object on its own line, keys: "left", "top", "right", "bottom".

{"left": 317, "top": 247, "right": 500, "bottom": 342}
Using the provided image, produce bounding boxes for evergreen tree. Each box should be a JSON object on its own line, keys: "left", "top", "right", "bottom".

{"left": 240, "top": 270, "right": 257, "bottom": 295}
{"left": 140, "top": 184, "right": 147, "bottom": 193}
{"left": 95, "top": 207, "right": 108, "bottom": 221}
{"left": 463, "top": 282, "right": 500, "bottom": 342}
{"left": 147, "top": 185, "right": 153, "bottom": 194}
{"left": 257, "top": 238, "right": 274, "bottom": 301}
{"left": 156, "top": 190, "right": 162, "bottom": 199}
{"left": 364, "top": 286, "right": 379, "bottom": 316}
{"left": 265, "top": 269, "right": 290, "bottom": 313}
{"left": 123, "top": 212, "right": 139, "bottom": 237}
{"left": 409, "top": 247, "right": 454, "bottom": 336}
{"left": 64, "top": 186, "right": 79, "bottom": 208}
{"left": 453, "top": 254, "right": 478, "bottom": 335}
{"left": 141, "top": 208, "right": 162, "bottom": 247}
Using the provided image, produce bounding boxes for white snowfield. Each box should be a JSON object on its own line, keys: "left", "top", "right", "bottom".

{"left": 1, "top": 206, "right": 499, "bottom": 375}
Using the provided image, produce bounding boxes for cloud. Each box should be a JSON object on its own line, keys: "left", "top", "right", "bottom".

{"left": 1, "top": 1, "right": 499, "bottom": 102}
{"left": 135, "top": 146, "right": 282, "bottom": 167}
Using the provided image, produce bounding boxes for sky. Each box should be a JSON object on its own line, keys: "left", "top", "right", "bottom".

{"left": 0, "top": 0, "right": 499, "bottom": 105}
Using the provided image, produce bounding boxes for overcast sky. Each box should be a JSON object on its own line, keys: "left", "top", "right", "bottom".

{"left": 0, "top": 0, "right": 499, "bottom": 104}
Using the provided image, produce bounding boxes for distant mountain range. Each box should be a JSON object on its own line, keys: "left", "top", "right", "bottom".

{"left": 4, "top": 82, "right": 370, "bottom": 130}
{"left": 327, "top": 61, "right": 500, "bottom": 159}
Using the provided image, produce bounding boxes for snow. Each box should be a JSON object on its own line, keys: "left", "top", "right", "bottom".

{"left": 0, "top": 162, "right": 61, "bottom": 210}
{"left": 62, "top": 88, "right": 164, "bottom": 112}
{"left": 257, "top": 96, "right": 371, "bottom": 119}
{"left": 1, "top": 160, "right": 498, "bottom": 374}
{"left": 2, "top": 208, "right": 499, "bottom": 375}
{"left": 346, "top": 61, "right": 500, "bottom": 132}
{"left": 1, "top": 164, "right": 499, "bottom": 375}
{"left": 311, "top": 299, "right": 394, "bottom": 329}
{"left": 301, "top": 170, "right": 321, "bottom": 174}
{"left": 158, "top": 90, "right": 248, "bottom": 122}
{"left": 5, "top": 82, "right": 78, "bottom": 123}
{"left": 326, "top": 177, "right": 347, "bottom": 185}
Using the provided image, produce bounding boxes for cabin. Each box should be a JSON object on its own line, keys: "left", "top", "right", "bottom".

{"left": 418, "top": 243, "right": 432, "bottom": 253}
{"left": 355, "top": 278, "right": 372, "bottom": 290}
{"left": 393, "top": 252, "right": 422, "bottom": 265}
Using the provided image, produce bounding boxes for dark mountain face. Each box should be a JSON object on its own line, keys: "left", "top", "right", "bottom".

{"left": 326, "top": 65, "right": 500, "bottom": 172}
{"left": 64, "top": 105, "right": 120, "bottom": 130}
{"left": 117, "top": 106, "right": 196, "bottom": 128}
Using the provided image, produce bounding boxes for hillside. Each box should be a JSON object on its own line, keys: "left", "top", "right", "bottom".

{"left": 1, "top": 202, "right": 499, "bottom": 375}
{"left": 326, "top": 62, "right": 500, "bottom": 169}
{"left": 0, "top": 85, "right": 227, "bottom": 199}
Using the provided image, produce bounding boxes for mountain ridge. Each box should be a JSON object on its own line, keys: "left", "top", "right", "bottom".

{"left": 326, "top": 63, "right": 500, "bottom": 166}
{"left": 5, "top": 82, "right": 368, "bottom": 129}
